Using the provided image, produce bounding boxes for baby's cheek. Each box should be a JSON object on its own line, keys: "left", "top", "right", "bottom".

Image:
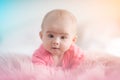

{"left": 62, "top": 43, "right": 70, "bottom": 51}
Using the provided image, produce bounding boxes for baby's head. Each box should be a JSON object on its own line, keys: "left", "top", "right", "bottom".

{"left": 40, "top": 9, "right": 78, "bottom": 56}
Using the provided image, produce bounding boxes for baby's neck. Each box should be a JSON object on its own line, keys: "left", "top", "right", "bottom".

{"left": 52, "top": 54, "right": 63, "bottom": 66}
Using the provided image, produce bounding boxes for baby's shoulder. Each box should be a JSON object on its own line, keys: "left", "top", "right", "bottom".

{"left": 72, "top": 44, "right": 84, "bottom": 56}
{"left": 33, "top": 45, "right": 50, "bottom": 57}
{"left": 66, "top": 44, "right": 84, "bottom": 58}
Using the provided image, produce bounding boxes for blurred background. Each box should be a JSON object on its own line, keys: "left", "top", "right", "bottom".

{"left": 0, "top": 0, "right": 120, "bottom": 56}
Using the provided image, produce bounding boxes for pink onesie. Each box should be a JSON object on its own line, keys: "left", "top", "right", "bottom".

{"left": 32, "top": 44, "right": 84, "bottom": 69}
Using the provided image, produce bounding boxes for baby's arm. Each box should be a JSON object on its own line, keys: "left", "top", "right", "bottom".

{"left": 32, "top": 53, "right": 46, "bottom": 65}
{"left": 32, "top": 45, "right": 52, "bottom": 66}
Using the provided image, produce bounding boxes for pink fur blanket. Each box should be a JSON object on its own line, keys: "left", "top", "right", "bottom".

{"left": 0, "top": 52, "right": 120, "bottom": 80}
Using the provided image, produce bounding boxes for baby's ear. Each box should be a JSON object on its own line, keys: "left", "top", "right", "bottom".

{"left": 73, "top": 35, "right": 77, "bottom": 43}
{"left": 39, "top": 31, "right": 43, "bottom": 39}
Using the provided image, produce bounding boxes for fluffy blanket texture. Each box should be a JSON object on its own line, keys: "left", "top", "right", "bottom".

{"left": 0, "top": 52, "right": 120, "bottom": 80}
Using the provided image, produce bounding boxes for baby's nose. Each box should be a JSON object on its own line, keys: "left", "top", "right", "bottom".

{"left": 52, "top": 38, "right": 60, "bottom": 46}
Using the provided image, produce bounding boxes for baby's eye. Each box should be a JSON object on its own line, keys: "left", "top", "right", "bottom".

{"left": 61, "top": 36, "right": 66, "bottom": 39}
{"left": 48, "top": 34, "right": 54, "bottom": 38}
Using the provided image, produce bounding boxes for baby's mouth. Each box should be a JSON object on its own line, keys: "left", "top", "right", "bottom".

{"left": 52, "top": 47, "right": 59, "bottom": 49}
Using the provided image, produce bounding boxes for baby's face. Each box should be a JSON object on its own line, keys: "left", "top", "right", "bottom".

{"left": 40, "top": 16, "right": 77, "bottom": 56}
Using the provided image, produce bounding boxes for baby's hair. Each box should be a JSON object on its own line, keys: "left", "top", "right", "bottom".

{"left": 41, "top": 9, "right": 77, "bottom": 31}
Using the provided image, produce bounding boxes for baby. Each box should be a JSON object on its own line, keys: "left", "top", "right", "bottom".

{"left": 32, "top": 9, "right": 84, "bottom": 69}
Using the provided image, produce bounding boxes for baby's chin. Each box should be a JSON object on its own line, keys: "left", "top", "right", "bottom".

{"left": 50, "top": 50, "right": 64, "bottom": 56}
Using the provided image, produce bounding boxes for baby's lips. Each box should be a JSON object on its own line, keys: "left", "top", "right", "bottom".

{"left": 52, "top": 47, "right": 59, "bottom": 49}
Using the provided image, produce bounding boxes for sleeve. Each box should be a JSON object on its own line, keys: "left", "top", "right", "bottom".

{"left": 70, "top": 45, "right": 84, "bottom": 69}
{"left": 32, "top": 48, "right": 46, "bottom": 65}
{"left": 63, "top": 44, "right": 84, "bottom": 69}
{"left": 71, "top": 53, "right": 84, "bottom": 69}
